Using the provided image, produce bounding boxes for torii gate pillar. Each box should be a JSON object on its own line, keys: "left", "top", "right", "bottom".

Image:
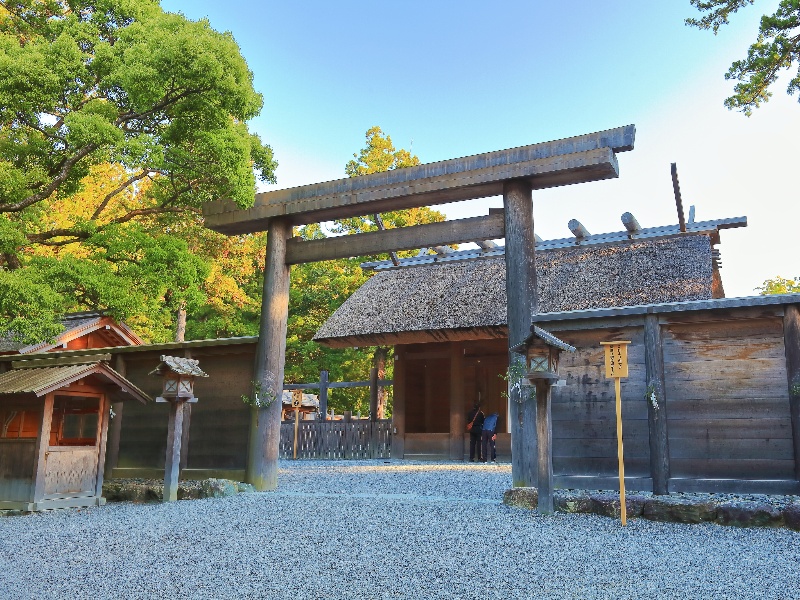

{"left": 247, "top": 217, "right": 291, "bottom": 491}
{"left": 503, "top": 180, "right": 538, "bottom": 487}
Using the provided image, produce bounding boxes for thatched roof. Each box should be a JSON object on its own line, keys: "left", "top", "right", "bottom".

{"left": 314, "top": 235, "right": 714, "bottom": 347}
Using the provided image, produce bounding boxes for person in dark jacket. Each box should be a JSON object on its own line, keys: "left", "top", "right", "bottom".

{"left": 466, "top": 403, "right": 485, "bottom": 462}
{"left": 481, "top": 412, "right": 499, "bottom": 463}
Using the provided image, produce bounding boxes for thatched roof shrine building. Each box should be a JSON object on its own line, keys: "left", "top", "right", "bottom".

{"left": 314, "top": 235, "right": 718, "bottom": 348}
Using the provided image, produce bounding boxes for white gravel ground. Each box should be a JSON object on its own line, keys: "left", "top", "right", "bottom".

{"left": 2, "top": 460, "right": 799, "bottom": 599}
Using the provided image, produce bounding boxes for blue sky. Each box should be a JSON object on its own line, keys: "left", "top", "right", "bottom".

{"left": 162, "top": 0, "right": 798, "bottom": 297}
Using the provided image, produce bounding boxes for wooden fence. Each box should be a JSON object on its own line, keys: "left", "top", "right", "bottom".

{"left": 279, "top": 419, "right": 392, "bottom": 459}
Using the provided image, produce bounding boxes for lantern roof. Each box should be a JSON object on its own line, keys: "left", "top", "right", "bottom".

{"left": 149, "top": 355, "right": 208, "bottom": 378}
{"left": 511, "top": 325, "right": 576, "bottom": 355}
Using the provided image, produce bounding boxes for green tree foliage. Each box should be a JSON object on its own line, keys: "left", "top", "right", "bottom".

{"left": 687, "top": 0, "right": 800, "bottom": 114}
{"left": 0, "top": 0, "right": 276, "bottom": 343}
{"left": 757, "top": 275, "right": 800, "bottom": 294}
{"left": 336, "top": 126, "right": 444, "bottom": 240}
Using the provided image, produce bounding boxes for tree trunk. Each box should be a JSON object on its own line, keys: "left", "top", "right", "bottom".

{"left": 2, "top": 253, "right": 21, "bottom": 270}
{"left": 373, "top": 346, "right": 389, "bottom": 419}
{"left": 175, "top": 303, "right": 187, "bottom": 343}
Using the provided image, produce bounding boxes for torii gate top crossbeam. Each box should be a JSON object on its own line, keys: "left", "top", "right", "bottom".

{"left": 203, "top": 125, "right": 636, "bottom": 234}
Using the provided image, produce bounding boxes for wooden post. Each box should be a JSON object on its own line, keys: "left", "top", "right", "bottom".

{"left": 503, "top": 179, "right": 538, "bottom": 488}
{"left": 293, "top": 408, "right": 300, "bottom": 459}
{"left": 319, "top": 370, "right": 329, "bottom": 421}
{"left": 32, "top": 394, "right": 55, "bottom": 506}
{"left": 392, "top": 347, "right": 406, "bottom": 458}
{"left": 644, "top": 314, "right": 670, "bottom": 494}
{"left": 450, "top": 342, "right": 465, "bottom": 460}
{"left": 179, "top": 349, "right": 193, "bottom": 471}
{"left": 104, "top": 354, "right": 126, "bottom": 480}
{"left": 179, "top": 404, "right": 192, "bottom": 471}
{"left": 615, "top": 376, "right": 626, "bottom": 526}
{"left": 602, "top": 340, "right": 631, "bottom": 526}
{"left": 783, "top": 304, "right": 800, "bottom": 480}
{"left": 95, "top": 395, "right": 110, "bottom": 500}
{"left": 369, "top": 367, "right": 379, "bottom": 422}
{"left": 535, "top": 381, "right": 553, "bottom": 513}
{"left": 247, "top": 217, "right": 291, "bottom": 491}
{"left": 164, "top": 400, "right": 185, "bottom": 502}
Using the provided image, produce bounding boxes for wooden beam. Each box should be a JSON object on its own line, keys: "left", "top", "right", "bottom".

{"left": 203, "top": 125, "right": 634, "bottom": 233}
{"left": 246, "top": 218, "right": 291, "bottom": 491}
{"left": 285, "top": 214, "right": 504, "bottom": 264}
{"left": 644, "top": 314, "right": 670, "bottom": 494}
{"left": 568, "top": 219, "right": 590, "bottom": 238}
{"left": 621, "top": 212, "right": 641, "bottom": 233}
{"left": 784, "top": 304, "right": 800, "bottom": 480}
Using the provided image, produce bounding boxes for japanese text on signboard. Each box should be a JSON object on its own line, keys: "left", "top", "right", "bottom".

{"left": 601, "top": 341, "right": 631, "bottom": 379}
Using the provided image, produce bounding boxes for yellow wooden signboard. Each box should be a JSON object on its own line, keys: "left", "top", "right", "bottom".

{"left": 600, "top": 340, "right": 631, "bottom": 526}
{"left": 291, "top": 389, "right": 303, "bottom": 408}
{"left": 291, "top": 390, "right": 303, "bottom": 459}
{"left": 601, "top": 341, "right": 630, "bottom": 379}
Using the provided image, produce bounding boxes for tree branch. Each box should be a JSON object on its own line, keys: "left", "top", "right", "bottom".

{"left": 90, "top": 169, "right": 152, "bottom": 220}
{"left": 0, "top": 143, "right": 98, "bottom": 213}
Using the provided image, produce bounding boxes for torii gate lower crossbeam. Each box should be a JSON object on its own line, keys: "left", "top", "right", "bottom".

{"left": 203, "top": 125, "right": 636, "bottom": 490}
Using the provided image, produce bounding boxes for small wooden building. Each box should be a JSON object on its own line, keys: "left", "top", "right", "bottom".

{"left": 0, "top": 354, "right": 149, "bottom": 511}
{"left": 0, "top": 311, "right": 144, "bottom": 356}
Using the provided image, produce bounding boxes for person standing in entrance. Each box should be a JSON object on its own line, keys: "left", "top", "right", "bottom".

{"left": 481, "top": 412, "right": 499, "bottom": 463}
{"left": 466, "top": 402, "right": 485, "bottom": 462}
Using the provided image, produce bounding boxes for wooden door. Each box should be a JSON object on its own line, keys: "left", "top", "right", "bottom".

{"left": 43, "top": 393, "right": 105, "bottom": 499}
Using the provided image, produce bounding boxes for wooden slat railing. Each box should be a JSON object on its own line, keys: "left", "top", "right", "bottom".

{"left": 279, "top": 420, "right": 392, "bottom": 460}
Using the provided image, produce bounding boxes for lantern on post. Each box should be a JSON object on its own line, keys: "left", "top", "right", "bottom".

{"left": 523, "top": 326, "right": 573, "bottom": 381}
{"left": 152, "top": 355, "right": 207, "bottom": 403}
{"left": 511, "top": 326, "right": 575, "bottom": 515}
{"left": 150, "top": 356, "right": 208, "bottom": 502}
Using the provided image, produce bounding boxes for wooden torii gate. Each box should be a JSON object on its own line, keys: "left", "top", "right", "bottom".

{"left": 203, "top": 125, "right": 636, "bottom": 490}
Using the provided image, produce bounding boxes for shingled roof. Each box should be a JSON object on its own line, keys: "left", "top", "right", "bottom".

{"left": 0, "top": 357, "right": 149, "bottom": 403}
{"left": 313, "top": 235, "right": 714, "bottom": 347}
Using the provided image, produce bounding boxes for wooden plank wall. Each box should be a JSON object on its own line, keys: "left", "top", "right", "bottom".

{"left": 552, "top": 326, "right": 650, "bottom": 479}
{"left": 116, "top": 347, "right": 253, "bottom": 471}
{"left": 544, "top": 303, "right": 799, "bottom": 493}
{"left": 662, "top": 311, "right": 794, "bottom": 480}
{"left": 0, "top": 440, "right": 36, "bottom": 502}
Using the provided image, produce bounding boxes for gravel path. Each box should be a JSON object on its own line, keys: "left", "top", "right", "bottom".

{"left": 2, "top": 460, "right": 799, "bottom": 599}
